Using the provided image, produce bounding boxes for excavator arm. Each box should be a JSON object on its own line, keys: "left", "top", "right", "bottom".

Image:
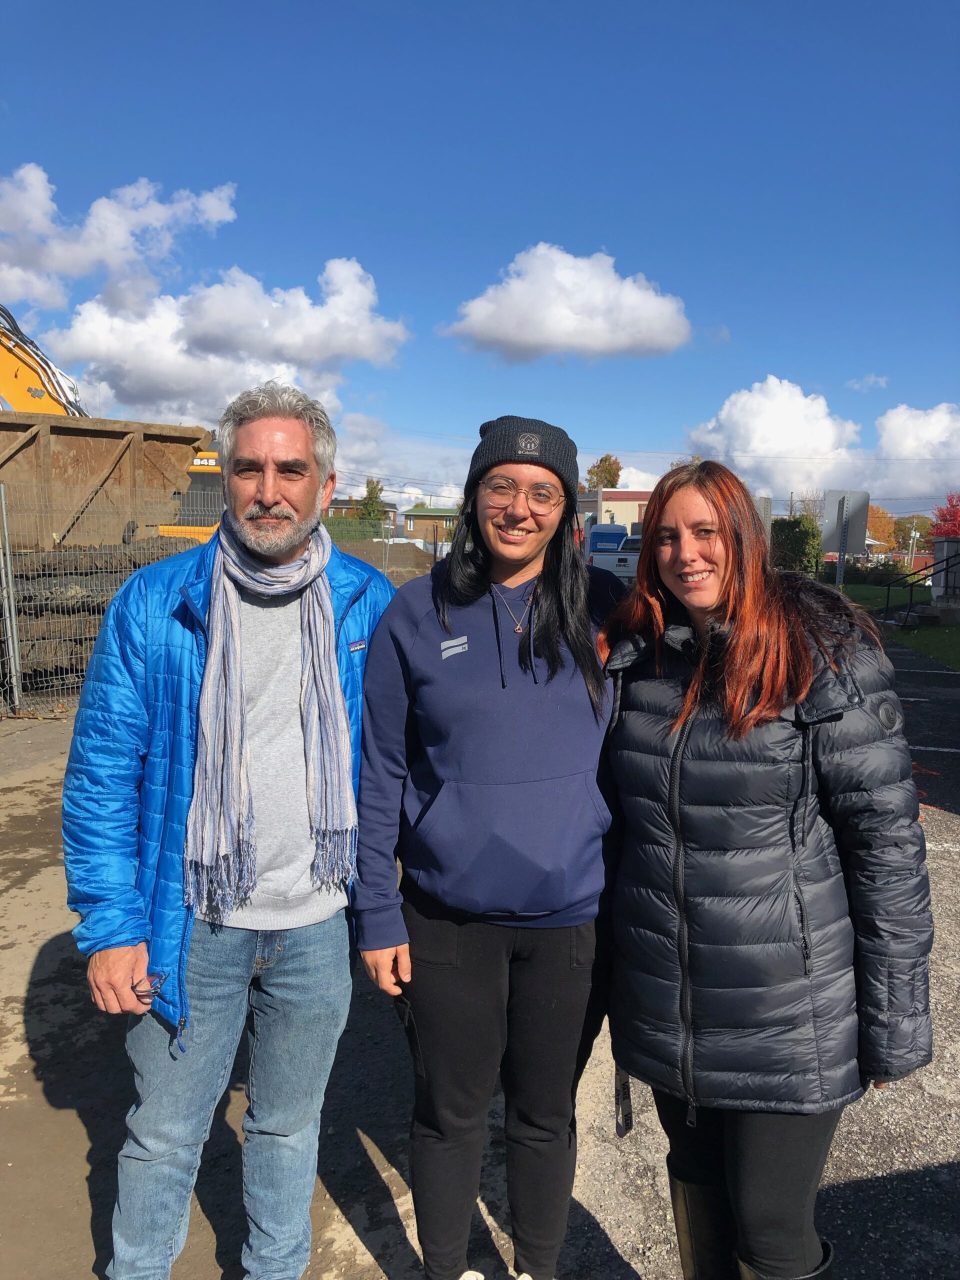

{"left": 0, "top": 305, "right": 86, "bottom": 416}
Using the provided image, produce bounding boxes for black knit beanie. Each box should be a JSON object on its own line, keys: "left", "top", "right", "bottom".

{"left": 465, "top": 415, "right": 579, "bottom": 502}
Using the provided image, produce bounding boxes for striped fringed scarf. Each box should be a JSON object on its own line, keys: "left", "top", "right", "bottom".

{"left": 183, "top": 520, "right": 357, "bottom": 920}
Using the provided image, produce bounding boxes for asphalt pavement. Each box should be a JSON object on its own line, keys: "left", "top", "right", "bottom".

{"left": 0, "top": 638, "right": 957, "bottom": 1278}
{"left": 886, "top": 638, "right": 960, "bottom": 815}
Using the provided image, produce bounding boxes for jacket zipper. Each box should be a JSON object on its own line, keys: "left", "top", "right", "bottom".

{"left": 668, "top": 710, "right": 697, "bottom": 1122}
{"left": 176, "top": 581, "right": 207, "bottom": 1044}
{"left": 790, "top": 728, "right": 813, "bottom": 976}
{"left": 794, "top": 889, "right": 812, "bottom": 975}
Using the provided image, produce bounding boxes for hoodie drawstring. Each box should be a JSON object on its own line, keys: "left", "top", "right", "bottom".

{"left": 490, "top": 589, "right": 508, "bottom": 689}
{"left": 528, "top": 594, "right": 540, "bottom": 685}
{"left": 489, "top": 583, "right": 540, "bottom": 689}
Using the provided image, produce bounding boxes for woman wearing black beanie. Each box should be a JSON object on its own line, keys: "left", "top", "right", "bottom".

{"left": 353, "top": 415, "right": 624, "bottom": 1280}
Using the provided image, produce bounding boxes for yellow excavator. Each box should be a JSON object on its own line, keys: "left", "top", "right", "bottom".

{"left": 159, "top": 447, "right": 222, "bottom": 542}
{"left": 0, "top": 304, "right": 86, "bottom": 416}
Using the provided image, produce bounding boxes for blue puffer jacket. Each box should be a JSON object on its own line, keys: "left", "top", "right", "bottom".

{"left": 62, "top": 536, "right": 394, "bottom": 1033}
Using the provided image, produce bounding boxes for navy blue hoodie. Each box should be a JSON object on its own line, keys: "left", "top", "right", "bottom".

{"left": 352, "top": 566, "right": 624, "bottom": 951}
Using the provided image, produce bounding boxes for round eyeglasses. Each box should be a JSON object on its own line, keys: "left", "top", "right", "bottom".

{"left": 479, "top": 475, "right": 565, "bottom": 516}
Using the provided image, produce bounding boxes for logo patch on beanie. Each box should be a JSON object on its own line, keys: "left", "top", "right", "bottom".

{"left": 517, "top": 432, "right": 540, "bottom": 455}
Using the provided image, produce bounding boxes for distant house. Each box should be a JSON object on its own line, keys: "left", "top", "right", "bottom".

{"left": 326, "top": 497, "right": 399, "bottom": 531}
{"left": 578, "top": 489, "right": 652, "bottom": 535}
{"left": 403, "top": 505, "right": 459, "bottom": 543}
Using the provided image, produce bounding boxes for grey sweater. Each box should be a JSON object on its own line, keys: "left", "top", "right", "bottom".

{"left": 197, "top": 587, "right": 348, "bottom": 929}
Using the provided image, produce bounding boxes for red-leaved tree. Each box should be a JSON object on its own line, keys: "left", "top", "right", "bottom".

{"left": 930, "top": 492, "right": 960, "bottom": 539}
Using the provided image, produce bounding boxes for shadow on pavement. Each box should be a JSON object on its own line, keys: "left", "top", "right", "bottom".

{"left": 320, "top": 975, "right": 633, "bottom": 1279}
{"left": 23, "top": 933, "right": 133, "bottom": 1276}
{"left": 819, "top": 1161, "right": 959, "bottom": 1278}
{"left": 317, "top": 977, "right": 425, "bottom": 1276}
{"left": 24, "top": 940, "right": 634, "bottom": 1279}
{"left": 22, "top": 932, "right": 247, "bottom": 1279}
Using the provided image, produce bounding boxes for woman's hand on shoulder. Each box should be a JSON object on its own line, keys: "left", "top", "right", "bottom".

{"left": 361, "top": 944, "right": 412, "bottom": 995}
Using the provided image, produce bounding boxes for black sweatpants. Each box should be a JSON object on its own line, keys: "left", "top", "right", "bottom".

{"left": 653, "top": 1089, "right": 843, "bottom": 1277}
{"left": 396, "top": 883, "right": 608, "bottom": 1280}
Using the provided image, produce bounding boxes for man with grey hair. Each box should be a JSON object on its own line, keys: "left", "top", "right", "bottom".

{"left": 63, "top": 381, "right": 394, "bottom": 1279}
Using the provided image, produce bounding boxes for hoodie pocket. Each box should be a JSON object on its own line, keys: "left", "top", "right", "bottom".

{"left": 405, "top": 772, "right": 609, "bottom": 917}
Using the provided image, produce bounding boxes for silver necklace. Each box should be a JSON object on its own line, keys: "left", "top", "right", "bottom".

{"left": 492, "top": 583, "right": 535, "bottom": 634}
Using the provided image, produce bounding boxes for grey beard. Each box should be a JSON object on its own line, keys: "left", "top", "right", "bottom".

{"left": 224, "top": 498, "right": 324, "bottom": 560}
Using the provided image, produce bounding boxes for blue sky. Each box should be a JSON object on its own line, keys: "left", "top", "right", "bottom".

{"left": 2, "top": 0, "right": 957, "bottom": 513}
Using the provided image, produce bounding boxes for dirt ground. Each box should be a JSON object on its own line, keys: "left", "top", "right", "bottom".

{"left": 0, "top": 641, "right": 958, "bottom": 1279}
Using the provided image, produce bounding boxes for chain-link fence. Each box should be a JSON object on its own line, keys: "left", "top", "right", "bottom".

{"left": 0, "top": 484, "right": 432, "bottom": 717}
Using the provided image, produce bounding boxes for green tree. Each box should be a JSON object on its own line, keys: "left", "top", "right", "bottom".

{"left": 357, "top": 476, "right": 386, "bottom": 521}
{"left": 770, "top": 514, "right": 821, "bottom": 576}
{"left": 585, "top": 454, "right": 622, "bottom": 491}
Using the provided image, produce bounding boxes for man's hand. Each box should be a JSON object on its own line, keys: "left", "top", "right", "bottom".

{"left": 87, "top": 942, "right": 155, "bottom": 1015}
{"left": 361, "top": 944, "right": 412, "bottom": 996}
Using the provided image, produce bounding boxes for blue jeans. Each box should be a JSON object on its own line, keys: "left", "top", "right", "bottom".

{"left": 108, "top": 913, "right": 352, "bottom": 1280}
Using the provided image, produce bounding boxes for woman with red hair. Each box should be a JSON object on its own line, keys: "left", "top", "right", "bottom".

{"left": 601, "top": 461, "right": 932, "bottom": 1280}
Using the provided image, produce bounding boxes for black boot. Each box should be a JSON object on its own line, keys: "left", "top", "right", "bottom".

{"left": 737, "top": 1241, "right": 834, "bottom": 1279}
{"left": 668, "top": 1173, "right": 739, "bottom": 1279}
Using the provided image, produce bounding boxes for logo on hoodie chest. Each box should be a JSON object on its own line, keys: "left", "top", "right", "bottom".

{"left": 440, "top": 635, "right": 468, "bottom": 659}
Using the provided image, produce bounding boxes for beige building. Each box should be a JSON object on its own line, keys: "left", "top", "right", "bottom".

{"left": 403, "top": 505, "right": 459, "bottom": 542}
{"left": 578, "top": 489, "right": 652, "bottom": 534}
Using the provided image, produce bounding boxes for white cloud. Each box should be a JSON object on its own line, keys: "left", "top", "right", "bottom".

{"left": 445, "top": 242, "right": 691, "bottom": 361}
{"left": 0, "top": 162, "right": 57, "bottom": 236}
{"left": 875, "top": 402, "right": 959, "bottom": 457}
{"left": 706, "top": 324, "right": 732, "bottom": 345}
{"left": 617, "top": 465, "right": 664, "bottom": 491}
{"left": 181, "top": 261, "right": 407, "bottom": 365}
{"left": 845, "top": 373, "right": 889, "bottom": 392}
{"left": 688, "top": 376, "right": 956, "bottom": 504}
{"left": 690, "top": 376, "right": 861, "bottom": 495}
{"left": 335, "top": 413, "right": 470, "bottom": 509}
{"left": 43, "top": 293, "right": 347, "bottom": 425}
{"left": 41, "top": 259, "right": 406, "bottom": 425}
{"left": 0, "top": 162, "right": 236, "bottom": 309}
{"left": 2, "top": 163, "right": 408, "bottom": 425}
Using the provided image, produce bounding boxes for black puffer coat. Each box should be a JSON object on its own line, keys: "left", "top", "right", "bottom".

{"left": 606, "top": 587, "right": 933, "bottom": 1114}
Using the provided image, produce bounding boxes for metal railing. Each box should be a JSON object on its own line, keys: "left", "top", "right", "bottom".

{"left": 881, "top": 549, "right": 960, "bottom": 624}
